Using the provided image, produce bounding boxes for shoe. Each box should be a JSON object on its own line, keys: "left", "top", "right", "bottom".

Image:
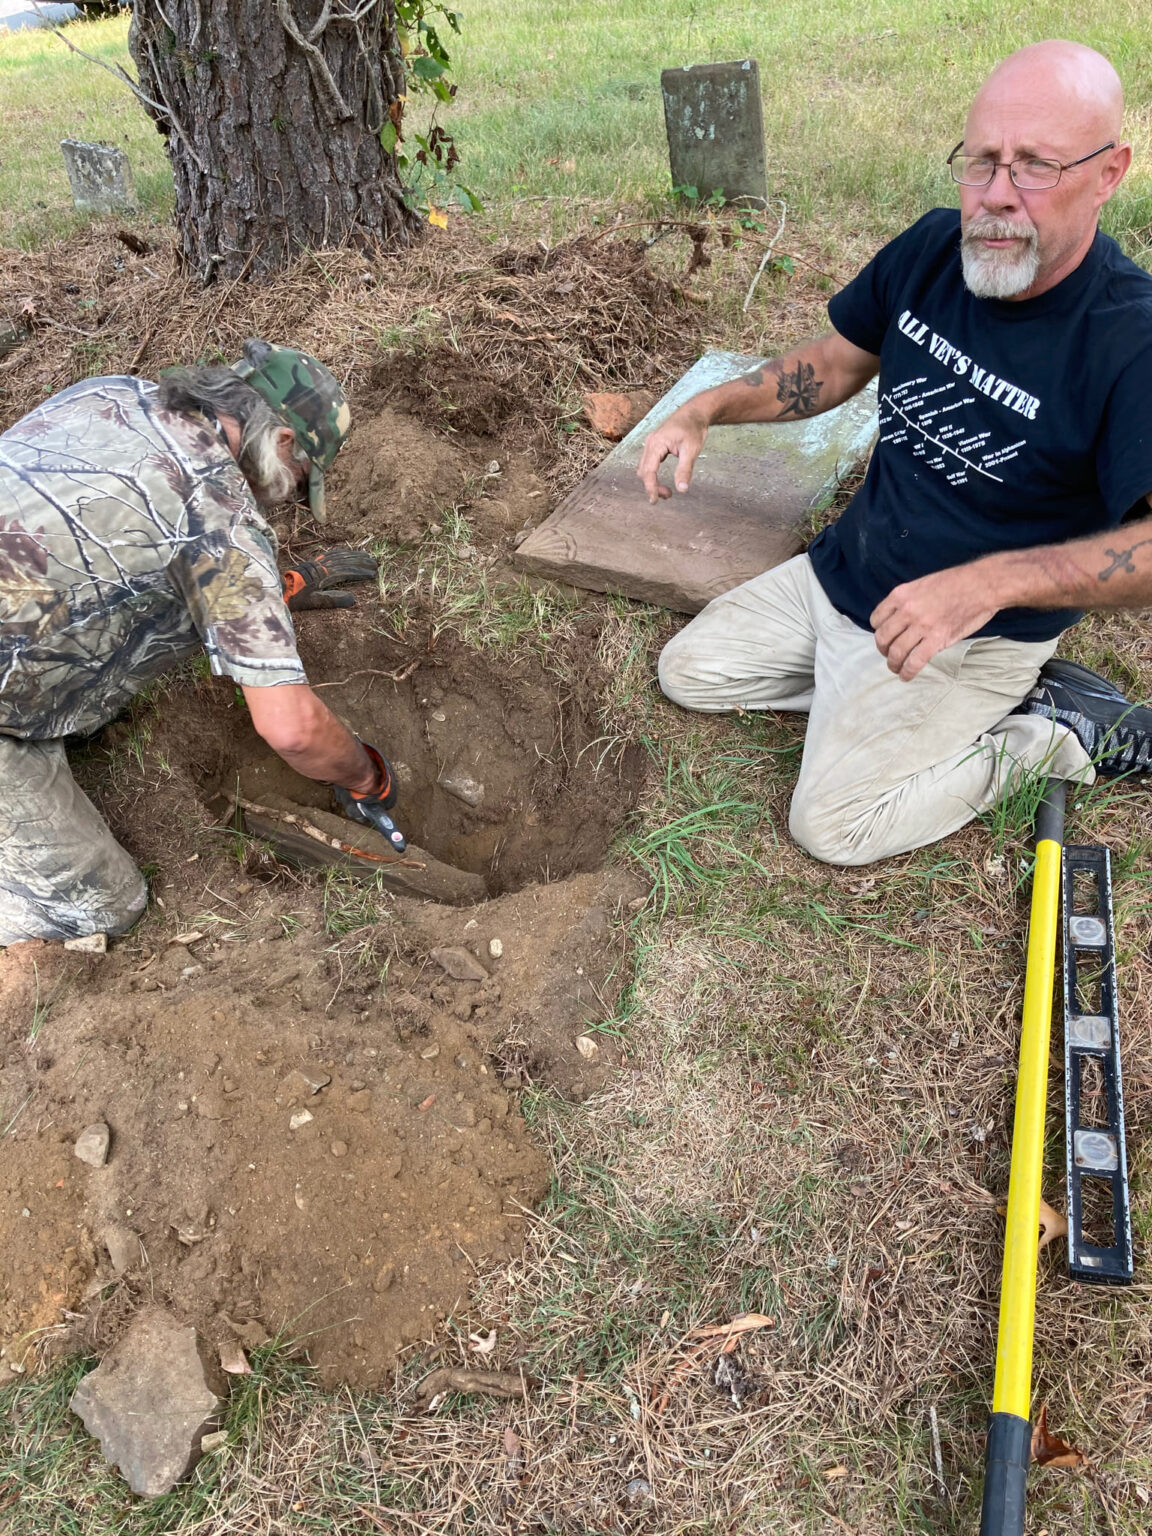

{"left": 1013, "top": 658, "right": 1152, "bottom": 777}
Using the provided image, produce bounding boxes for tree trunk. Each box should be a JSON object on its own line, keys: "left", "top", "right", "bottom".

{"left": 129, "top": 0, "right": 422, "bottom": 281}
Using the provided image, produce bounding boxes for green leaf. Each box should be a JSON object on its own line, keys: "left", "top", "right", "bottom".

{"left": 411, "top": 54, "right": 448, "bottom": 81}
{"left": 453, "top": 184, "right": 484, "bottom": 213}
{"left": 378, "top": 120, "right": 398, "bottom": 154}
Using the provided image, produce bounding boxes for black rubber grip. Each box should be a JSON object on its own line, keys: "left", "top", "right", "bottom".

{"left": 1034, "top": 778, "right": 1066, "bottom": 847}
{"left": 979, "top": 1412, "right": 1030, "bottom": 1536}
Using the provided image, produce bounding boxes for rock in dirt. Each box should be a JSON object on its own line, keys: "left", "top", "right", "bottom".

{"left": 102, "top": 1224, "right": 141, "bottom": 1275}
{"left": 574, "top": 1034, "right": 600, "bottom": 1060}
{"left": 63, "top": 932, "right": 108, "bottom": 955}
{"left": 69, "top": 1309, "right": 228, "bottom": 1497}
{"left": 288, "top": 1109, "right": 314, "bottom": 1131}
{"left": 277, "top": 1067, "right": 331, "bottom": 1103}
{"left": 438, "top": 770, "right": 485, "bottom": 807}
{"left": 488, "top": 938, "right": 504, "bottom": 959}
{"left": 240, "top": 803, "right": 486, "bottom": 905}
{"left": 430, "top": 946, "right": 489, "bottom": 982}
{"left": 74, "top": 1122, "right": 110, "bottom": 1168}
{"left": 232, "top": 1319, "right": 271, "bottom": 1349}
{"left": 582, "top": 390, "right": 658, "bottom": 440}
{"left": 217, "top": 1339, "right": 250, "bottom": 1375}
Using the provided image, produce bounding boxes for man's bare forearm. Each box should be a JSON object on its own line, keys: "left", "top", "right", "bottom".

{"left": 687, "top": 332, "right": 879, "bottom": 429}
{"left": 978, "top": 504, "right": 1152, "bottom": 612}
{"left": 636, "top": 328, "right": 878, "bottom": 502}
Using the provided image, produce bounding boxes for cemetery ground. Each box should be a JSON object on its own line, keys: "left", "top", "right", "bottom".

{"left": 2, "top": 5, "right": 1152, "bottom": 1535}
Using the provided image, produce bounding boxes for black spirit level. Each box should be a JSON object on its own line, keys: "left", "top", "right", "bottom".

{"left": 1061, "top": 844, "right": 1134, "bottom": 1285}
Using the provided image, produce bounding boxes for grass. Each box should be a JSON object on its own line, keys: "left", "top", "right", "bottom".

{"left": 0, "top": 17, "right": 174, "bottom": 248}
{"left": 445, "top": 0, "right": 1152, "bottom": 257}
{"left": 5, "top": 2, "right": 1152, "bottom": 261}
{"left": 5, "top": 4, "right": 1152, "bottom": 1534}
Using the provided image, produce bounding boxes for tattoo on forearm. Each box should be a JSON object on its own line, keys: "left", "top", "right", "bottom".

{"left": 1098, "top": 536, "right": 1152, "bottom": 581}
{"left": 773, "top": 360, "right": 824, "bottom": 417}
{"left": 739, "top": 359, "right": 825, "bottom": 416}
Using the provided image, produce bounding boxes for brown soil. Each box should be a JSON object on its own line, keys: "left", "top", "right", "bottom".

{"left": 0, "top": 369, "right": 650, "bottom": 1390}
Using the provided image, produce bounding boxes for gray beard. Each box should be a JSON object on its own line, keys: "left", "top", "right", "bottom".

{"left": 238, "top": 424, "right": 302, "bottom": 507}
{"left": 961, "top": 216, "right": 1041, "bottom": 299}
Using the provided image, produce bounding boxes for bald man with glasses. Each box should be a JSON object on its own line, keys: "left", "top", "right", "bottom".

{"left": 639, "top": 40, "right": 1152, "bottom": 866}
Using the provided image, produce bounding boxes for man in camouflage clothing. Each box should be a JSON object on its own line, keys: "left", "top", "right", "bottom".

{"left": 0, "top": 340, "right": 404, "bottom": 946}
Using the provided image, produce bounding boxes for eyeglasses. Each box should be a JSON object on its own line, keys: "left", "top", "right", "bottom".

{"left": 947, "top": 140, "right": 1115, "bottom": 190}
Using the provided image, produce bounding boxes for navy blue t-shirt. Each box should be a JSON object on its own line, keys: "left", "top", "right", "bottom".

{"left": 810, "top": 208, "right": 1152, "bottom": 641}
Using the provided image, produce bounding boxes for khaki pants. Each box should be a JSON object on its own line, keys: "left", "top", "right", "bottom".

{"left": 0, "top": 736, "right": 147, "bottom": 946}
{"left": 657, "top": 554, "right": 1092, "bottom": 867}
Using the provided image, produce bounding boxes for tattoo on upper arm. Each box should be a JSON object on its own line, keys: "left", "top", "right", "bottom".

{"left": 739, "top": 359, "right": 825, "bottom": 417}
{"left": 1098, "top": 536, "right": 1152, "bottom": 581}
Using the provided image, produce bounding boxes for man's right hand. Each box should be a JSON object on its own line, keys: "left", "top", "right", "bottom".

{"left": 333, "top": 742, "right": 407, "bottom": 851}
{"left": 636, "top": 407, "right": 710, "bottom": 503}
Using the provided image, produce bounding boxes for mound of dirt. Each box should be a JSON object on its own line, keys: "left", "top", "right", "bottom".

{"left": 0, "top": 856, "right": 637, "bottom": 1389}
{"left": 322, "top": 404, "right": 550, "bottom": 548}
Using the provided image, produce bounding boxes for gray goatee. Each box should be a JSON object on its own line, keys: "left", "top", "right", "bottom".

{"left": 961, "top": 214, "right": 1041, "bottom": 299}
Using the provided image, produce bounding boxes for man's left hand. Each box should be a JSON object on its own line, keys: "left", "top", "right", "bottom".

{"left": 870, "top": 565, "right": 999, "bottom": 681}
{"left": 282, "top": 548, "right": 378, "bottom": 611}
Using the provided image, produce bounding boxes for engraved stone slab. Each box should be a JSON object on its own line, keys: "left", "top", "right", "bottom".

{"left": 515, "top": 351, "right": 878, "bottom": 613}
{"left": 661, "top": 59, "right": 768, "bottom": 207}
{"left": 60, "top": 138, "right": 137, "bottom": 215}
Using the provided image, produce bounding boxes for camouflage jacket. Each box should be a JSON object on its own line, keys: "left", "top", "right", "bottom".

{"left": 0, "top": 375, "right": 306, "bottom": 741}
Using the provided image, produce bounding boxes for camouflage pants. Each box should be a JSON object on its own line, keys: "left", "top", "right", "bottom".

{"left": 0, "top": 736, "right": 147, "bottom": 946}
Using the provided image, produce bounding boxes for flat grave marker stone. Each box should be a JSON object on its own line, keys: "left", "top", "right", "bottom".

{"left": 514, "top": 351, "right": 878, "bottom": 614}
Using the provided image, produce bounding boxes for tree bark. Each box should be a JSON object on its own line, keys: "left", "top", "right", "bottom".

{"left": 129, "top": 0, "right": 422, "bottom": 281}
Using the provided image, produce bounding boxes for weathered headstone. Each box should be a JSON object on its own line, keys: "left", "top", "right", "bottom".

{"left": 70, "top": 1309, "right": 228, "bottom": 1497}
{"left": 0, "top": 317, "right": 28, "bottom": 357}
{"left": 60, "top": 138, "right": 137, "bottom": 215}
{"left": 514, "top": 351, "right": 878, "bottom": 614}
{"left": 661, "top": 60, "right": 768, "bottom": 207}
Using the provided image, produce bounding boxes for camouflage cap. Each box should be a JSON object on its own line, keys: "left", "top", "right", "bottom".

{"left": 231, "top": 339, "right": 351, "bottom": 523}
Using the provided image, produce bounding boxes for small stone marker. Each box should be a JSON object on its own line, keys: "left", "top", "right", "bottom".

{"left": 661, "top": 60, "right": 768, "bottom": 206}
{"left": 70, "top": 1309, "right": 228, "bottom": 1497}
{"left": 514, "top": 351, "right": 878, "bottom": 613}
{"left": 60, "top": 138, "right": 137, "bottom": 216}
